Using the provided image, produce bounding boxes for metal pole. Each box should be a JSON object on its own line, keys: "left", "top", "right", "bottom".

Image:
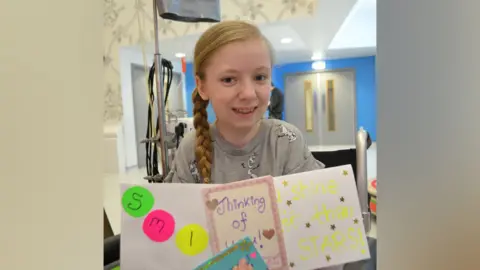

{"left": 356, "top": 127, "right": 371, "bottom": 234}
{"left": 152, "top": 0, "right": 170, "bottom": 176}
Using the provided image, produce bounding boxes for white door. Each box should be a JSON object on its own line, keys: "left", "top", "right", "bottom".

{"left": 284, "top": 70, "right": 356, "bottom": 146}
{"left": 284, "top": 73, "right": 321, "bottom": 146}
{"left": 317, "top": 70, "right": 356, "bottom": 146}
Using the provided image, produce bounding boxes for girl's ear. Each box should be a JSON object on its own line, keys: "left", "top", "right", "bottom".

{"left": 195, "top": 76, "right": 209, "bottom": 101}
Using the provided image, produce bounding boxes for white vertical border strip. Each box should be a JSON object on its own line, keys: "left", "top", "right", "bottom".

{"left": 378, "top": 0, "right": 480, "bottom": 269}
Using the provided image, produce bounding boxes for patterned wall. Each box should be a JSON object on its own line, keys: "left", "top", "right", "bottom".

{"left": 103, "top": 0, "right": 316, "bottom": 122}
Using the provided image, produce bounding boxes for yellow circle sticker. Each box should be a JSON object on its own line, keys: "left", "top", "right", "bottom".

{"left": 175, "top": 224, "right": 209, "bottom": 256}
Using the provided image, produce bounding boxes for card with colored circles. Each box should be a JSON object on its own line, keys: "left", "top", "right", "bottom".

{"left": 202, "top": 176, "right": 289, "bottom": 269}
{"left": 194, "top": 237, "right": 267, "bottom": 270}
{"left": 120, "top": 183, "right": 216, "bottom": 270}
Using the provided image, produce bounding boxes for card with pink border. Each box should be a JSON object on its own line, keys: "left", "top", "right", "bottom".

{"left": 202, "top": 176, "right": 288, "bottom": 270}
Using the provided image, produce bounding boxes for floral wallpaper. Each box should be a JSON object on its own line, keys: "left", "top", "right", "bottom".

{"left": 103, "top": 0, "right": 316, "bottom": 121}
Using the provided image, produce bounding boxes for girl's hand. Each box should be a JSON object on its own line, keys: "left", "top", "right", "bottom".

{"left": 232, "top": 258, "right": 253, "bottom": 270}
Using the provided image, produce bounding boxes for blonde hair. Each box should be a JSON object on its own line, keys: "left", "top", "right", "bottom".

{"left": 192, "top": 20, "right": 270, "bottom": 184}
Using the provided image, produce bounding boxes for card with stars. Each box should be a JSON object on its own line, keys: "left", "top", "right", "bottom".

{"left": 274, "top": 165, "right": 370, "bottom": 269}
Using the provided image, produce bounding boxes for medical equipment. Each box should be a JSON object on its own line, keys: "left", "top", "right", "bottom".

{"left": 140, "top": 0, "right": 221, "bottom": 183}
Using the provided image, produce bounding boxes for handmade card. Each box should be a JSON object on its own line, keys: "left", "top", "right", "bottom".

{"left": 120, "top": 183, "right": 217, "bottom": 270}
{"left": 202, "top": 176, "right": 289, "bottom": 270}
{"left": 275, "top": 165, "right": 370, "bottom": 269}
{"left": 194, "top": 237, "right": 268, "bottom": 270}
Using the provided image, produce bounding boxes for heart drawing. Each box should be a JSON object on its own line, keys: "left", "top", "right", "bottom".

{"left": 262, "top": 229, "right": 275, "bottom": 240}
{"left": 205, "top": 199, "right": 219, "bottom": 211}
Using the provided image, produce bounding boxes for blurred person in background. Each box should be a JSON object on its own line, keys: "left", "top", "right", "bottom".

{"left": 268, "top": 82, "right": 284, "bottom": 120}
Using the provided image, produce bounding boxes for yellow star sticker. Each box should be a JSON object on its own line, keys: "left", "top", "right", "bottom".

{"left": 289, "top": 262, "right": 295, "bottom": 267}
{"left": 353, "top": 218, "right": 359, "bottom": 224}
{"left": 282, "top": 180, "right": 288, "bottom": 187}
{"left": 326, "top": 255, "right": 332, "bottom": 262}
{"left": 286, "top": 200, "right": 292, "bottom": 206}
{"left": 305, "top": 222, "right": 311, "bottom": 228}
{"left": 342, "top": 170, "right": 348, "bottom": 176}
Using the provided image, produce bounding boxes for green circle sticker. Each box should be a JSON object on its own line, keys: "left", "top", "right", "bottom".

{"left": 122, "top": 186, "right": 154, "bottom": 218}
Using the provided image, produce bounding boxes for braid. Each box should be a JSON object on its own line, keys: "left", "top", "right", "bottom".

{"left": 192, "top": 88, "right": 213, "bottom": 183}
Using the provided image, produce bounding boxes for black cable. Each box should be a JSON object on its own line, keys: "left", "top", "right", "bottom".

{"left": 145, "top": 58, "right": 174, "bottom": 182}
{"left": 162, "top": 59, "right": 173, "bottom": 106}
{"left": 145, "top": 63, "right": 156, "bottom": 180}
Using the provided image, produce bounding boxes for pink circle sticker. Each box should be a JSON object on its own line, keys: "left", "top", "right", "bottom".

{"left": 142, "top": 209, "right": 175, "bottom": 242}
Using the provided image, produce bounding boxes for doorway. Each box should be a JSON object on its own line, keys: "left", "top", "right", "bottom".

{"left": 284, "top": 70, "right": 356, "bottom": 147}
{"left": 131, "top": 64, "right": 185, "bottom": 168}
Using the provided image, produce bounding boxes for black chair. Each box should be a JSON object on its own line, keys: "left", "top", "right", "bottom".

{"left": 312, "top": 149, "right": 358, "bottom": 180}
{"left": 311, "top": 149, "right": 373, "bottom": 209}
{"left": 311, "top": 131, "right": 372, "bottom": 182}
{"left": 104, "top": 234, "right": 120, "bottom": 267}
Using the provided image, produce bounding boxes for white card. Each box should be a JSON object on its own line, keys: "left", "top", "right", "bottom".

{"left": 275, "top": 165, "right": 370, "bottom": 269}
{"left": 120, "top": 183, "right": 215, "bottom": 270}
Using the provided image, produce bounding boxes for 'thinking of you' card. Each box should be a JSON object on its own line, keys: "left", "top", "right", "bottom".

{"left": 202, "top": 176, "right": 289, "bottom": 270}
{"left": 194, "top": 237, "right": 268, "bottom": 270}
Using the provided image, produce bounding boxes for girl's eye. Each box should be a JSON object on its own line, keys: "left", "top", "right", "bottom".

{"left": 221, "top": 77, "right": 236, "bottom": 84}
{"left": 255, "top": 75, "right": 267, "bottom": 81}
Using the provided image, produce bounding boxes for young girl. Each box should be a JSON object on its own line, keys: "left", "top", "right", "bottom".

{"left": 164, "top": 20, "right": 342, "bottom": 270}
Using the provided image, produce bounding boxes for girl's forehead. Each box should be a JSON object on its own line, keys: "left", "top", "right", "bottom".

{"left": 206, "top": 40, "right": 271, "bottom": 72}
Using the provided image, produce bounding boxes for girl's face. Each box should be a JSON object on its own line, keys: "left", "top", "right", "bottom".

{"left": 196, "top": 38, "right": 272, "bottom": 131}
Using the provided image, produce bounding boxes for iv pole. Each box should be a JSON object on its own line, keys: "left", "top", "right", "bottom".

{"left": 149, "top": 0, "right": 221, "bottom": 180}
{"left": 152, "top": 0, "right": 170, "bottom": 178}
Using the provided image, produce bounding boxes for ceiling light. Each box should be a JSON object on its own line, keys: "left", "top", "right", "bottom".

{"left": 175, "top": 52, "right": 186, "bottom": 58}
{"left": 312, "top": 61, "right": 326, "bottom": 70}
{"left": 280, "top": 38, "right": 293, "bottom": 44}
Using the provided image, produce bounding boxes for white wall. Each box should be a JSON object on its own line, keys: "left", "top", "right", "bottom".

{"left": 329, "top": 0, "right": 376, "bottom": 49}
{"left": 0, "top": 0, "right": 103, "bottom": 268}
{"left": 119, "top": 46, "right": 185, "bottom": 169}
{"left": 103, "top": 121, "right": 126, "bottom": 174}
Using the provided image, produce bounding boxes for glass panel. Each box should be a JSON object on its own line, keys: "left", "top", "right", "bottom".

{"left": 326, "top": 79, "right": 336, "bottom": 131}
{"left": 304, "top": 80, "right": 314, "bottom": 132}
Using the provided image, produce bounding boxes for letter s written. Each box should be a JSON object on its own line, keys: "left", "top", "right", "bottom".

{"left": 298, "top": 236, "right": 318, "bottom": 261}
{"left": 127, "top": 192, "right": 143, "bottom": 210}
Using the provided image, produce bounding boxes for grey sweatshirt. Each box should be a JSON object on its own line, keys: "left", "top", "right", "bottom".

{"left": 164, "top": 119, "right": 324, "bottom": 184}
{"left": 163, "top": 119, "right": 344, "bottom": 270}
